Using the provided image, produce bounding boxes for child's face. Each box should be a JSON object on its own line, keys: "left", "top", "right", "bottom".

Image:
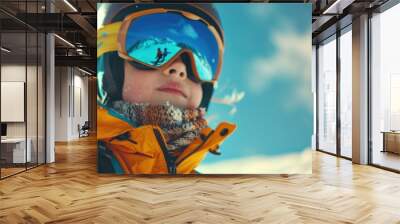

{"left": 122, "top": 57, "right": 203, "bottom": 109}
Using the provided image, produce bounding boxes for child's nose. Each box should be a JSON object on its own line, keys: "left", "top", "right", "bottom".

{"left": 162, "top": 58, "right": 187, "bottom": 81}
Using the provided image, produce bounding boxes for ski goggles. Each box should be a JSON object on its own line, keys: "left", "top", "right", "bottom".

{"left": 98, "top": 8, "right": 224, "bottom": 83}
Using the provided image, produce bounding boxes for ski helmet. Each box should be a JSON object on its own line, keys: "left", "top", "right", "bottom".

{"left": 97, "top": 3, "right": 224, "bottom": 110}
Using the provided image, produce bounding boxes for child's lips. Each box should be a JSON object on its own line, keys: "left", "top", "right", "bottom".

{"left": 156, "top": 85, "right": 187, "bottom": 98}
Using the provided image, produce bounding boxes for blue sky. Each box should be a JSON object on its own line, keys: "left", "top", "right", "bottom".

{"left": 202, "top": 3, "right": 312, "bottom": 164}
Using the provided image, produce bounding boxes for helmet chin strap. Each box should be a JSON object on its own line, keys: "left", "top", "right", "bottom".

{"left": 200, "top": 82, "right": 214, "bottom": 111}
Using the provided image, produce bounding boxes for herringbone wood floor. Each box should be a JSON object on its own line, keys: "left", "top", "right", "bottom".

{"left": 0, "top": 136, "right": 400, "bottom": 224}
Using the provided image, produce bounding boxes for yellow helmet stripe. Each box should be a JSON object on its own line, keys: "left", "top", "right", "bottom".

{"left": 97, "top": 22, "right": 122, "bottom": 58}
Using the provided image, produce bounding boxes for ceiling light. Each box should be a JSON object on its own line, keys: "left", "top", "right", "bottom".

{"left": 322, "top": 0, "right": 342, "bottom": 14}
{"left": 63, "top": 0, "right": 78, "bottom": 12}
{"left": 78, "top": 67, "right": 93, "bottom": 76}
{"left": 54, "top": 34, "right": 75, "bottom": 48}
{"left": 322, "top": 0, "right": 354, "bottom": 15}
{"left": 1, "top": 47, "right": 11, "bottom": 53}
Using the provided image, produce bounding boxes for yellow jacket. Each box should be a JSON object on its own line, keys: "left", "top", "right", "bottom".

{"left": 97, "top": 106, "right": 236, "bottom": 174}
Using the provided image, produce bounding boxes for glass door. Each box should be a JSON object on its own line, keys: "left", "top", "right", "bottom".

{"left": 1, "top": 30, "right": 28, "bottom": 178}
{"left": 0, "top": 0, "right": 47, "bottom": 179}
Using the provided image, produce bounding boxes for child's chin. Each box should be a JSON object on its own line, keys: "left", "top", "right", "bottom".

{"left": 161, "top": 98, "right": 199, "bottom": 109}
{"left": 166, "top": 101, "right": 187, "bottom": 109}
{"left": 153, "top": 94, "right": 196, "bottom": 109}
{"left": 152, "top": 98, "right": 187, "bottom": 109}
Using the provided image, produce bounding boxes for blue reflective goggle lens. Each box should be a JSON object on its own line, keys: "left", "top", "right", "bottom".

{"left": 124, "top": 12, "right": 220, "bottom": 82}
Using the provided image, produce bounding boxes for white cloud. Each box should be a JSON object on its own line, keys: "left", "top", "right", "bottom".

{"left": 212, "top": 89, "right": 245, "bottom": 106}
{"left": 228, "top": 107, "right": 237, "bottom": 115}
{"left": 211, "top": 89, "right": 245, "bottom": 116}
{"left": 205, "top": 113, "right": 219, "bottom": 124}
{"left": 248, "top": 29, "right": 312, "bottom": 111}
{"left": 248, "top": 5, "right": 276, "bottom": 19}
{"left": 197, "top": 148, "right": 312, "bottom": 174}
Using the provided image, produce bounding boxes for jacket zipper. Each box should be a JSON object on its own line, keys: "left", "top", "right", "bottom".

{"left": 153, "top": 128, "right": 176, "bottom": 174}
{"left": 176, "top": 130, "right": 215, "bottom": 167}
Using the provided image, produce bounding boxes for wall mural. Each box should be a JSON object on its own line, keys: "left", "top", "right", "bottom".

{"left": 97, "top": 3, "right": 312, "bottom": 174}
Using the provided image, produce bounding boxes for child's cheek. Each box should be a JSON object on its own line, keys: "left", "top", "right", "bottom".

{"left": 188, "top": 87, "right": 203, "bottom": 109}
{"left": 122, "top": 82, "right": 144, "bottom": 103}
{"left": 187, "top": 100, "right": 197, "bottom": 109}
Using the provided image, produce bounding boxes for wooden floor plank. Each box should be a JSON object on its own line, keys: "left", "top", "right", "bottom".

{"left": 0, "top": 136, "right": 399, "bottom": 223}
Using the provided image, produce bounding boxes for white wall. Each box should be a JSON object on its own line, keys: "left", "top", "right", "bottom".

{"left": 54, "top": 67, "right": 89, "bottom": 141}
{"left": 1, "top": 65, "right": 26, "bottom": 140}
{"left": 55, "top": 67, "right": 69, "bottom": 141}
{"left": 72, "top": 72, "right": 89, "bottom": 138}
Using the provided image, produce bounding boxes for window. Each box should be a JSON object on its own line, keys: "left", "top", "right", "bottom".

{"left": 371, "top": 2, "right": 400, "bottom": 171}
{"left": 317, "top": 36, "right": 337, "bottom": 154}
{"left": 339, "top": 27, "right": 352, "bottom": 158}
